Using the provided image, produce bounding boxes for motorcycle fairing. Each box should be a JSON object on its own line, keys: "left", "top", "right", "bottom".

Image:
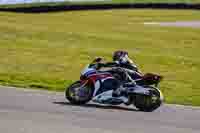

{"left": 80, "top": 64, "right": 158, "bottom": 105}
{"left": 92, "top": 76, "right": 128, "bottom": 104}
{"left": 93, "top": 77, "right": 117, "bottom": 97}
{"left": 81, "top": 65, "right": 97, "bottom": 77}
{"left": 127, "top": 85, "right": 151, "bottom": 95}
{"left": 92, "top": 90, "right": 127, "bottom": 105}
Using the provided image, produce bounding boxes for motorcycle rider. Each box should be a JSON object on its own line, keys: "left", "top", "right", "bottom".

{"left": 89, "top": 50, "right": 143, "bottom": 97}
{"left": 112, "top": 50, "right": 143, "bottom": 80}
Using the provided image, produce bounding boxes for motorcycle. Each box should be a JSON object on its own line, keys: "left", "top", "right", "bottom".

{"left": 65, "top": 64, "right": 164, "bottom": 112}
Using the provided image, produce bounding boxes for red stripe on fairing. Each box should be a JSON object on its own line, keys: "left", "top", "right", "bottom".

{"left": 80, "top": 73, "right": 113, "bottom": 86}
{"left": 88, "top": 73, "right": 113, "bottom": 83}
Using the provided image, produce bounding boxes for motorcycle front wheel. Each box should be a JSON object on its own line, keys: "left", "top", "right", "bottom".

{"left": 133, "top": 87, "right": 163, "bottom": 112}
{"left": 65, "top": 81, "right": 93, "bottom": 105}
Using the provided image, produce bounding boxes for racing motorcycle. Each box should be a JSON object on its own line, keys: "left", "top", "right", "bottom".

{"left": 65, "top": 63, "right": 164, "bottom": 112}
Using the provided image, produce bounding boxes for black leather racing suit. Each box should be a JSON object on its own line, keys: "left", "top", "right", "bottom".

{"left": 89, "top": 61, "right": 143, "bottom": 82}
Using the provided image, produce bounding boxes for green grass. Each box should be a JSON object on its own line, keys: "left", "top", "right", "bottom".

{"left": 0, "top": 0, "right": 199, "bottom": 9}
{"left": 0, "top": 9, "right": 200, "bottom": 106}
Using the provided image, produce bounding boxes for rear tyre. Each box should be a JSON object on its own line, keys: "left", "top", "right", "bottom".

{"left": 65, "top": 81, "right": 93, "bottom": 105}
{"left": 133, "top": 87, "right": 163, "bottom": 112}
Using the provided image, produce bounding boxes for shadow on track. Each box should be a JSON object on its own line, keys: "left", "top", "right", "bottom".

{"left": 0, "top": 3, "right": 200, "bottom": 13}
{"left": 53, "top": 101, "right": 138, "bottom": 112}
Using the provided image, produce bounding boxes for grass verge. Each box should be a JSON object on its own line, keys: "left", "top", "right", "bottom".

{"left": 0, "top": 9, "right": 200, "bottom": 106}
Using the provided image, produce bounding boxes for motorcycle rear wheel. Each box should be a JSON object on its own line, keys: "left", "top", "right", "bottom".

{"left": 65, "top": 81, "right": 93, "bottom": 105}
{"left": 133, "top": 87, "right": 163, "bottom": 112}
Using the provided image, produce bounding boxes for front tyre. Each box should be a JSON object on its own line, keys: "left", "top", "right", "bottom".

{"left": 65, "top": 81, "right": 93, "bottom": 105}
{"left": 134, "top": 87, "right": 163, "bottom": 112}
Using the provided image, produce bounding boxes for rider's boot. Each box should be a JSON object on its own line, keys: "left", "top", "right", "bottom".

{"left": 112, "top": 85, "right": 125, "bottom": 97}
{"left": 112, "top": 81, "right": 136, "bottom": 105}
{"left": 112, "top": 85, "right": 129, "bottom": 104}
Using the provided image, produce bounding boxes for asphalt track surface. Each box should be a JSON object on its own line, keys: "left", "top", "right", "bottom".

{"left": 0, "top": 86, "right": 200, "bottom": 133}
